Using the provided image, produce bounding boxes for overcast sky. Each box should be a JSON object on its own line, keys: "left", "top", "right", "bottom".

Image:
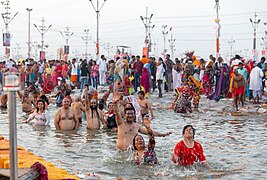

{"left": 1, "top": 0, "right": 267, "bottom": 60}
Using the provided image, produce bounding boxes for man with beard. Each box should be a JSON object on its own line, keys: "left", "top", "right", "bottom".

{"left": 54, "top": 98, "right": 79, "bottom": 130}
{"left": 84, "top": 87, "right": 106, "bottom": 130}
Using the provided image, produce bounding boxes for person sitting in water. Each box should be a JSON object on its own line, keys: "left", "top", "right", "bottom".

{"left": 172, "top": 125, "right": 207, "bottom": 166}
{"left": 17, "top": 89, "right": 35, "bottom": 114}
{"left": 54, "top": 97, "right": 79, "bottom": 130}
{"left": 24, "top": 99, "right": 50, "bottom": 126}
{"left": 113, "top": 92, "right": 171, "bottom": 151}
{"left": 71, "top": 94, "right": 86, "bottom": 123}
{"left": 105, "top": 102, "right": 117, "bottom": 131}
{"left": 137, "top": 91, "right": 154, "bottom": 120}
{"left": 84, "top": 87, "right": 106, "bottom": 130}
{"left": 0, "top": 94, "right": 7, "bottom": 109}
{"left": 131, "top": 115, "right": 158, "bottom": 165}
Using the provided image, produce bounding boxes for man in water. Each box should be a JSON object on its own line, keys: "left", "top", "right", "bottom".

{"left": 54, "top": 98, "right": 79, "bottom": 130}
{"left": 137, "top": 91, "right": 154, "bottom": 119}
{"left": 230, "top": 67, "right": 246, "bottom": 112}
{"left": 172, "top": 125, "right": 207, "bottom": 166}
{"left": 114, "top": 92, "right": 171, "bottom": 151}
{"left": 71, "top": 94, "right": 86, "bottom": 123}
{"left": 84, "top": 88, "right": 106, "bottom": 130}
{"left": 17, "top": 90, "right": 35, "bottom": 114}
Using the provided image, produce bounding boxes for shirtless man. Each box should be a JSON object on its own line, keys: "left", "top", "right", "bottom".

{"left": 137, "top": 91, "right": 154, "bottom": 119}
{"left": 17, "top": 90, "right": 35, "bottom": 114}
{"left": 113, "top": 92, "right": 171, "bottom": 151}
{"left": 230, "top": 67, "right": 246, "bottom": 112}
{"left": 71, "top": 94, "right": 86, "bottom": 123}
{"left": 54, "top": 98, "right": 79, "bottom": 130}
{"left": 85, "top": 88, "right": 106, "bottom": 130}
{"left": 0, "top": 94, "right": 7, "bottom": 109}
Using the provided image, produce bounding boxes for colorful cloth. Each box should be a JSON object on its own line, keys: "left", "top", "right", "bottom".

{"left": 173, "top": 140, "right": 206, "bottom": 166}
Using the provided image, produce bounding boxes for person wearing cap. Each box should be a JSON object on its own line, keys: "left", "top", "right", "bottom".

{"left": 229, "top": 67, "right": 245, "bottom": 111}
{"left": 172, "top": 125, "right": 207, "bottom": 166}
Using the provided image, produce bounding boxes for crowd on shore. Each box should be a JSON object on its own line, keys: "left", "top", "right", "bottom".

{"left": 0, "top": 52, "right": 267, "bottom": 167}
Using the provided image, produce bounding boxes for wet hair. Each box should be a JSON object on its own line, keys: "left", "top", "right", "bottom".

{"left": 125, "top": 102, "right": 134, "bottom": 108}
{"left": 138, "top": 90, "right": 145, "bottom": 97}
{"left": 124, "top": 107, "right": 136, "bottom": 115}
{"left": 182, "top": 125, "right": 195, "bottom": 139}
{"left": 98, "top": 99, "right": 105, "bottom": 110}
{"left": 133, "top": 134, "right": 145, "bottom": 150}
{"left": 65, "top": 90, "right": 71, "bottom": 96}
{"left": 36, "top": 99, "right": 46, "bottom": 113}
{"left": 40, "top": 95, "right": 49, "bottom": 105}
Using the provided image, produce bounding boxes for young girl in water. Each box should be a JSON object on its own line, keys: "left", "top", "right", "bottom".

{"left": 24, "top": 99, "right": 50, "bottom": 126}
{"left": 131, "top": 115, "right": 158, "bottom": 165}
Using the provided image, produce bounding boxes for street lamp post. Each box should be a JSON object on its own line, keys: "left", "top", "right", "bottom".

{"left": 34, "top": 17, "right": 52, "bottom": 60}
{"left": 228, "top": 38, "right": 235, "bottom": 57}
{"left": 26, "top": 8, "right": 33, "bottom": 59}
{"left": 162, "top": 25, "right": 168, "bottom": 57}
{"left": 88, "top": 0, "right": 107, "bottom": 61}
{"left": 214, "top": 0, "right": 221, "bottom": 59}
{"left": 82, "top": 29, "right": 91, "bottom": 60}
{"left": 140, "top": 7, "right": 155, "bottom": 57}
{"left": 249, "top": 12, "right": 261, "bottom": 61}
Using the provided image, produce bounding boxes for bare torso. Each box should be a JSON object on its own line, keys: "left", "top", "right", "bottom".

{"left": 86, "top": 109, "right": 101, "bottom": 130}
{"left": 233, "top": 74, "right": 245, "bottom": 88}
{"left": 21, "top": 96, "right": 33, "bottom": 113}
{"left": 57, "top": 108, "right": 77, "bottom": 130}
{"left": 72, "top": 102, "right": 83, "bottom": 119}
{"left": 138, "top": 99, "right": 149, "bottom": 115}
{"left": 116, "top": 122, "right": 141, "bottom": 150}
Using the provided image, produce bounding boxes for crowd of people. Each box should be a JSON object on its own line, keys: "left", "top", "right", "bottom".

{"left": 0, "top": 51, "right": 267, "bottom": 167}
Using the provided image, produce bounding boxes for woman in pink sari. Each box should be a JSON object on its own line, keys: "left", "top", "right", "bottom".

{"left": 140, "top": 67, "right": 150, "bottom": 94}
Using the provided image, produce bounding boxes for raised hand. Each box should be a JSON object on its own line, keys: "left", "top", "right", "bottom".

{"left": 113, "top": 92, "right": 122, "bottom": 104}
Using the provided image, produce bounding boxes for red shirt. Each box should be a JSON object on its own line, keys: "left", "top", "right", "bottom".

{"left": 133, "top": 61, "right": 143, "bottom": 75}
{"left": 174, "top": 140, "right": 206, "bottom": 166}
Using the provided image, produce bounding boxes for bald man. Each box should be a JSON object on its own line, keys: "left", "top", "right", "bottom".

{"left": 54, "top": 98, "right": 79, "bottom": 130}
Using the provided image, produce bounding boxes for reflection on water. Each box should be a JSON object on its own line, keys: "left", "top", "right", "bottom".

{"left": 0, "top": 96, "right": 266, "bottom": 179}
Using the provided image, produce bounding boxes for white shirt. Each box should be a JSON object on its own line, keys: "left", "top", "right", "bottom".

{"left": 249, "top": 66, "right": 264, "bottom": 91}
{"left": 156, "top": 64, "right": 165, "bottom": 81}
{"left": 99, "top": 59, "right": 107, "bottom": 72}
{"left": 71, "top": 62, "right": 78, "bottom": 75}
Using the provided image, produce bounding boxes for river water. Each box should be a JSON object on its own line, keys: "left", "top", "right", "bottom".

{"left": 0, "top": 93, "right": 266, "bottom": 179}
